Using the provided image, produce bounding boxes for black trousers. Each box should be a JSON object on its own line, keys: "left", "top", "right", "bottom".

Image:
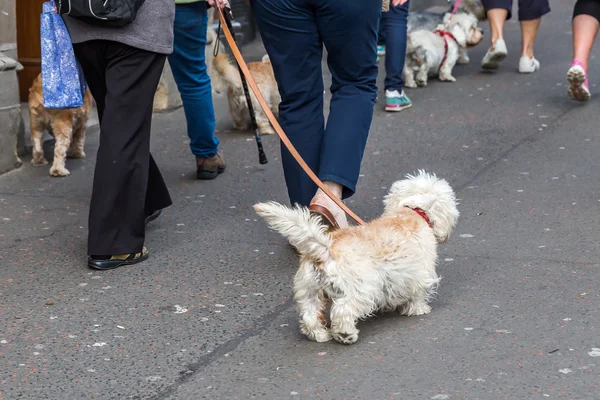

{"left": 73, "top": 41, "right": 173, "bottom": 256}
{"left": 574, "top": 0, "right": 600, "bottom": 22}
{"left": 481, "top": 0, "right": 550, "bottom": 21}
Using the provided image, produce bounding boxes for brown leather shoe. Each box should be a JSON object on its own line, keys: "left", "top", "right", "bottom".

{"left": 196, "top": 152, "right": 226, "bottom": 180}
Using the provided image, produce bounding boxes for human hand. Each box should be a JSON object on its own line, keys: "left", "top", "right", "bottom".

{"left": 208, "top": 0, "right": 228, "bottom": 9}
{"left": 392, "top": 0, "right": 409, "bottom": 6}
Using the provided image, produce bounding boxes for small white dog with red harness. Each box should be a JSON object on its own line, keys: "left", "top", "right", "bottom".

{"left": 403, "top": 12, "right": 483, "bottom": 88}
{"left": 254, "top": 171, "right": 459, "bottom": 345}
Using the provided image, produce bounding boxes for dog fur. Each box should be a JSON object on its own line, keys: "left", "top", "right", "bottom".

{"left": 28, "top": 73, "right": 93, "bottom": 177}
{"left": 212, "top": 53, "right": 280, "bottom": 135}
{"left": 403, "top": 13, "right": 483, "bottom": 88}
{"left": 254, "top": 171, "right": 459, "bottom": 345}
{"left": 408, "top": 9, "right": 483, "bottom": 66}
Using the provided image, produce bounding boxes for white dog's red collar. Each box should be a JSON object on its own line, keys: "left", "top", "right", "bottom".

{"left": 408, "top": 207, "right": 433, "bottom": 228}
{"left": 434, "top": 29, "right": 458, "bottom": 73}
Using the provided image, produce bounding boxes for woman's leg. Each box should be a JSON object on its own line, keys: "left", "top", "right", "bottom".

{"left": 169, "top": 2, "right": 223, "bottom": 179}
{"left": 568, "top": 0, "right": 600, "bottom": 101}
{"left": 480, "top": 0, "right": 511, "bottom": 69}
{"left": 75, "top": 42, "right": 172, "bottom": 259}
{"left": 517, "top": 0, "right": 550, "bottom": 73}
{"left": 383, "top": 1, "right": 412, "bottom": 112}
{"left": 251, "top": 0, "right": 325, "bottom": 207}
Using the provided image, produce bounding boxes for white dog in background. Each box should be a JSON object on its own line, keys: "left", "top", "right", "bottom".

{"left": 403, "top": 13, "right": 483, "bottom": 88}
{"left": 254, "top": 171, "right": 459, "bottom": 345}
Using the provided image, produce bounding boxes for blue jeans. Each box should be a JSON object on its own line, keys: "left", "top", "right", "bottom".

{"left": 251, "top": 0, "right": 380, "bottom": 206}
{"left": 169, "top": 2, "right": 219, "bottom": 158}
{"left": 384, "top": 1, "right": 410, "bottom": 92}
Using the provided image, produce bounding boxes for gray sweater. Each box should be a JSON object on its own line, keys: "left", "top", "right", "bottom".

{"left": 63, "top": 0, "right": 175, "bottom": 55}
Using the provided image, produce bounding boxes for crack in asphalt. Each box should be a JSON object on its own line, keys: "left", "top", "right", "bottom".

{"left": 149, "top": 299, "right": 294, "bottom": 400}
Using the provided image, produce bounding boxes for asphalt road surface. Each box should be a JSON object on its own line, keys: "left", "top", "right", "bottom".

{"left": 1, "top": 1, "right": 599, "bottom": 399}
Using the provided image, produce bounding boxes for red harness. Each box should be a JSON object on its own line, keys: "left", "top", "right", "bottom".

{"left": 408, "top": 207, "right": 433, "bottom": 229}
{"left": 434, "top": 29, "right": 458, "bottom": 73}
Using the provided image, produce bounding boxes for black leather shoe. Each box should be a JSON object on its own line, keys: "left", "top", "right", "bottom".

{"left": 88, "top": 247, "right": 149, "bottom": 270}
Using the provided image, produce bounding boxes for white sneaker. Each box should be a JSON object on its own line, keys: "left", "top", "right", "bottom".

{"left": 518, "top": 56, "right": 540, "bottom": 73}
{"left": 481, "top": 38, "right": 507, "bottom": 70}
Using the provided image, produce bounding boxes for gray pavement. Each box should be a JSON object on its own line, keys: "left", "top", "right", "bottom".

{"left": 1, "top": 1, "right": 599, "bottom": 399}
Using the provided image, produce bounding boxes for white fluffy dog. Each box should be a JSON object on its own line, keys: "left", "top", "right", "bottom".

{"left": 403, "top": 13, "right": 483, "bottom": 88}
{"left": 254, "top": 171, "right": 459, "bottom": 345}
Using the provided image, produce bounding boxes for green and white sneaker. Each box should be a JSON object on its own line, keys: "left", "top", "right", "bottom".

{"left": 385, "top": 90, "right": 412, "bottom": 112}
{"left": 377, "top": 45, "right": 386, "bottom": 56}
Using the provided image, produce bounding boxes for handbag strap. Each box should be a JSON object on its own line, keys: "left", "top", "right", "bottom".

{"left": 216, "top": 7, "right": 366, "bottom": 226}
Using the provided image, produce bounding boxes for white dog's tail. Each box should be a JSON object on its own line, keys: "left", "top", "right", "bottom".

{"left": 212, "top": 53, "right": 242, "bottom": 91}
{"left": 253, "top": 202, "right": 332, "bottom": 261}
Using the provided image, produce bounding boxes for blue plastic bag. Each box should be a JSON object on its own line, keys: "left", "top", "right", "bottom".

{"left": 40, "top": 1, "right": 86, "bottom": 109}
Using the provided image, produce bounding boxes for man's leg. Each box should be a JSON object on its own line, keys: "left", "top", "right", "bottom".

{"left": 169, "top": 2, "right": 224, "bottom": 179}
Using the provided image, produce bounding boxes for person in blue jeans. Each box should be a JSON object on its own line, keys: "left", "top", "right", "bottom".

{"left": 250, "top": 0, "right": 382, "bottom": 229}
{"left": 170, "top": 0, "right": 226, "bottom": 180}
{"left": 382, "top": 1, "right": 412, "bottom": 112}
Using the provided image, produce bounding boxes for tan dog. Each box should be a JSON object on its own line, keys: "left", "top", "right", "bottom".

{"left": 28, "top": 74, "right": 93, "bottom": 177}
{"left": 254, "top": 171, "right": 459, "bottom": 345}
{"left": 212, "top": 53, "right": 280, "bottom": 135}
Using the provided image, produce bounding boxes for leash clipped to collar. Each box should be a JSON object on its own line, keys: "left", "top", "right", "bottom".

{"left": 216, "top": 7, "right": 366, "bottom": 226}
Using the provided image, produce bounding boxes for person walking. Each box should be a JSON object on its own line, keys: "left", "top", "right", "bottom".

{"left": 382, "top": 0, "right": 412, "bottom": 112}
{"left": 250, "top": 0, "right": 400, "bottom": 229}
{"left": 480, "top": 0, "right": 550, "bottom": 73}
{"left": 567, "top": 0, "right": 600, "bottom": 102}
{"left": 170, "top": 0, "right": 226, "bottom": 179}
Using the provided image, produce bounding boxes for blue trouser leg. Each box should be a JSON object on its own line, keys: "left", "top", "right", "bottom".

{"left": 384, "top": 1, "right": 410, "bottom": 92}
{"left": 168, "top": 2, "right": 219, "bottom": 158}
{"left": 378, "top": 14, "right": 386, "bottom": 46}
{"left": 252, "top": 0, "right": 380, "bottom": 206}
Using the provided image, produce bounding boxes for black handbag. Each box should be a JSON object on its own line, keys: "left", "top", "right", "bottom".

{"left": 56, "top": 0, "right": 147, "bottom": 27}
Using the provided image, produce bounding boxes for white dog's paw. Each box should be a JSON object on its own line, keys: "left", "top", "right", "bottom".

{"left": 416, "top": 78, "right": 428, "bottom": 87}
{"left": 458, "top": 55, "right": 470, "bottom": 65}
{"left": 259, "top": 126, "right": 276, "bottom": 135}
{"left": 331, "top": 330, "right": 359, "bottom": 345}
{"left": 50, "top": 165, "right": 70, "bottom": 177}
{"left": 302, "top": 326, "right": 332, "bottom": 343}
{"left": 404, "top": 81, "right": 417, "bottom": 89}
{"left": 439, "top": 74, "right": 457, "bottom": 82}
{"left": 400, "top": 301, "right": 432, "bottom": 316}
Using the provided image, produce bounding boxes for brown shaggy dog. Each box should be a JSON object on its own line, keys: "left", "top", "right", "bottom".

{"left": 212, "top": 53, "right": 280, "bottom": 135}
{"left": 28, "top": 73, "right": 93, "bottom": 177}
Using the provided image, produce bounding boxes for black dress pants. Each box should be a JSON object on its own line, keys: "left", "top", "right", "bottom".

{"left": 74, "top": 41, "right": 173, "bottom": 256}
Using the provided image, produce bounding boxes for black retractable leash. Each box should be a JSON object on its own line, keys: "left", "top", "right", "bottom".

{"left": 214, "top": 7, "right": 268, "bottom": 165}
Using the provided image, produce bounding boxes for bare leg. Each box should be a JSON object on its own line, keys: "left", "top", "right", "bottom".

{"left": 520, "top": 18, "right": 542, "bottom": 58}
{"left": 573, "top": 14, "right": 600, "bottom": 70}
{"left": 487, "top": 8, "right": 508, "bottom": 45}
